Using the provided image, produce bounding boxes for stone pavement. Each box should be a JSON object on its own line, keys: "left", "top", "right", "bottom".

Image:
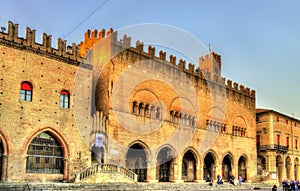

{"left": 0, "top": 182, "right": 281, "bottom": 191}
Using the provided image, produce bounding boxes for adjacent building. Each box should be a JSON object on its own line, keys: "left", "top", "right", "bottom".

{"left": 256, "top": 109, "right": 300, "bottom": 183}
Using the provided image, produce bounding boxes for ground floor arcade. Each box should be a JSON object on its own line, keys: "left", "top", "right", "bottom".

{"left": 258, "top": 152, "right": 300, "bottom": 183}
{"left": 125, "top": 141, "right": 250, "bottom": 183}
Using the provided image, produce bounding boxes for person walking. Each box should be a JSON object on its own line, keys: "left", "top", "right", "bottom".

{"left": 238, "top": 175, "right": 243, "bottom": 186}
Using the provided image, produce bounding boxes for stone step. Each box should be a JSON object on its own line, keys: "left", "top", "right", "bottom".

{"left": 0, "top": 182, "right": 275, "bottom": 191}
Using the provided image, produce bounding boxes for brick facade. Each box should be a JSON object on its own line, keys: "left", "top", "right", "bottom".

{"left": 0, "top": 21, "right": 257, "bottom": 183}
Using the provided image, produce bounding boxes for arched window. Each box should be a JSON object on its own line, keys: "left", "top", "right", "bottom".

{"left": 169, "top": 111, "right": 174, "bottom": 122}
{"left": 150, "top": 106, "right": 155, "bottom": 118}
{"left": 132, "top": 102, "right": 138, "bottom": 114}
{"left": 60, "top": 90, "right": 70, "bottom": 108}
{"left": 144, "top": 105, "right": 149, "bottom": 117}
{"left": 138, "top": 103, "right": 144, "bottom": 115}
{"left": 20, "top": 81, "right": 33, "bottom": 101}
{"left": 26, "top": 132, "right": 63, "bottom": 174}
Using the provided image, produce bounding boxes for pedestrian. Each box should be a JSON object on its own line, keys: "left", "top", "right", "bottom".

{"left": 229, "top": 174, "right": 235, "bottom": 186}
{"left": 238, "top": 175, "right": 243, "bottom": 186}
{"left": 295, "top": 180, "right": 299, "bottom": 191}
{"left": 283, "top": 180, "right": 287, "bottom": 191}
{"left": 217, "top": 174, "right": 223, "bottom": 184}
{"left": 272, "top": 184, "right": 277, "bottom": 191}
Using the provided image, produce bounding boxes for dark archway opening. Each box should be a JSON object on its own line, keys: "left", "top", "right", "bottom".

{"left": 157, "top": 147, "right": 173, "bottom": 182}
{"left": 204, "top": 152, "right": 216, "bottom": 181}
{"left": 182, "top": 150, "right": 196, "bottom": 182}
{"left": 126, "top": 143, "right": 147, "bottom": 182}
{"left": 222, "top": 154, "right": 233, "bottom": 181}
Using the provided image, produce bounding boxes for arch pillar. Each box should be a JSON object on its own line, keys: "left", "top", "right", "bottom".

{"left": 287, "top": 160, "right": 294, "bottom": 180}
{"left": 195, "top": 160, "right": 202, "bottom": 182}
{"left": 282, "top": 159, "right": 287, "bottom": 180}
{"left": 173, "top": 154, "right": 184, "bottom": 183}
{"left": 147, "top": 159, "right": 158, "bottom": 183}
{"left": 296, "top": 163, "right": 300, "bottom": 180}
{"left": 1, "top": 154, "right": 8, "bottom": 181}
{"left": 63, "top": 157, "right": 69, "bottom": 181}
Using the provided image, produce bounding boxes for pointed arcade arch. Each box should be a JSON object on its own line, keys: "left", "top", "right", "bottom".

{"left": 26, "top": 132, "right": 64, "bottom": 174}
{"left": 182, "top": 150, "right": 197, "bottom": 182}
{"left": 156, "top": 147, "right": 174, "bottom": 182}
{"left": 125, "top": 142, "right": 148, "bottom": 182}
{"left": 203, "top": 151, "right": 217, "bottom": 181}
{"left": 24, "top": 128, "right": 69, "bottom": 181}
{"left": 238, "top": 155, "right": 248, "bottom": 181}
{"left": 222, "top": 153, "right": 234, "bottom": 181}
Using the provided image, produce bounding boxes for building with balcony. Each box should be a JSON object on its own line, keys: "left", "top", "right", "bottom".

{"left": 256, "top": 109, "right": 300, "bottom": 183}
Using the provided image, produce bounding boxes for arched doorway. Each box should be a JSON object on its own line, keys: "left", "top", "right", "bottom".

{"left": 276, "top": 155, "right": 283, "bottom": 182}
{"left": 126, "top": 143, "right": 147, "bottom": 182}
{"left": 26, "top": 131, "right": 64, "bottom": 174}
{"left": 257, "top": 155, "right": 266, "bottom": 176}
{"left": 238, "top": 156, "right": 247, "bottom": 181}
{"left": 203, "top": 152, "right": 216, "bottom": 181}
{"left": 222, "top": 154, "right": 233, "bottom": 181}
{"left": 157, "top": 147, "right": 173, "bottom": 182}
{"left": 286, "top": 156, "right": 292, "bottom": 180}
{"left": 182, "top": 150, "right": 197, "bottom": 182}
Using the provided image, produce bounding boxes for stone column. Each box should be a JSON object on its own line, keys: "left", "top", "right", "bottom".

{"left": 296, "top": 163, "right": 300, "bottom": 180}
{"left": 1, "top": 154, "right": 7, "bottom": 181}
{"left": 282, "top": 159, "right": 287, "bottom": 180}
{"left": 173, "top": 155, "right": 184, "bottom": 183}
{"left": 147, "top": 160, "right": 158, "bottom": 183}
{"left": 195, "top": 163, "right": 202, "bottom": 182}
{"left": 288, "top": 160, "right": 294, "bottom": 180}
{"left": 63, "top": 157, "right": 69, "bottom": 181}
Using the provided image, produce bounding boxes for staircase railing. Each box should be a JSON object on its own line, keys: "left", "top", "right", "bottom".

{"left": 75, "top": 163, "right": 137, "bottom": 182}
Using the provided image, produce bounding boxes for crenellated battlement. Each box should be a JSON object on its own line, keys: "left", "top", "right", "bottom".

{"left": 80, "top": 26, "right": 255, "bottom": 98}
{"left": 226, "top": 80, "right": 256, "bottom": 97}
{"left": 0, "top": 21, "right": 83, "bottom": 65}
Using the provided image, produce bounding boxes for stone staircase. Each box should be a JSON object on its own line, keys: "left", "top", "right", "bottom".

{"left": 0, "top": 182, "right": 276, "bottom": 191}
{"left": 75, "top": 163, "right": 138, "bottom": 183}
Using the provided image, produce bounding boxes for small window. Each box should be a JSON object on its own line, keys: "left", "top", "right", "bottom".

{"left": 60, "top": 90, "right": 70, "bottom": 108}
{"left": 276, "top": 116, "right": 279, "bottom": 122}
{"left": 20, "top": 81, "right": 33, "bottom": 101}
{"left": 132, "top": 102, "right": 137, "bottom": 114}
{"left": 145, "top": 105, "right": 149, "bottom": 117}
{"left": 286, "top": 119, "right": 289, "bottom": 125}
{"left": 138, "top": 103, "right": 143, "bottom": 115}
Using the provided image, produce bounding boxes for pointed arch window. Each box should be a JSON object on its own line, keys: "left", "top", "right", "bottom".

{"left": 20, "top": 81, "right": 33, "bottom": 101}
{"left": 26, "top": 132, "right": 64, "bottom": 174}
{"left": 60, "top": 90, "right": 70, "bottom": 108}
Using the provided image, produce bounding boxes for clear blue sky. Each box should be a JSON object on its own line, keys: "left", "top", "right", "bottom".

{"left": 1, "top": 0, "right": 299, "bottom": 118}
